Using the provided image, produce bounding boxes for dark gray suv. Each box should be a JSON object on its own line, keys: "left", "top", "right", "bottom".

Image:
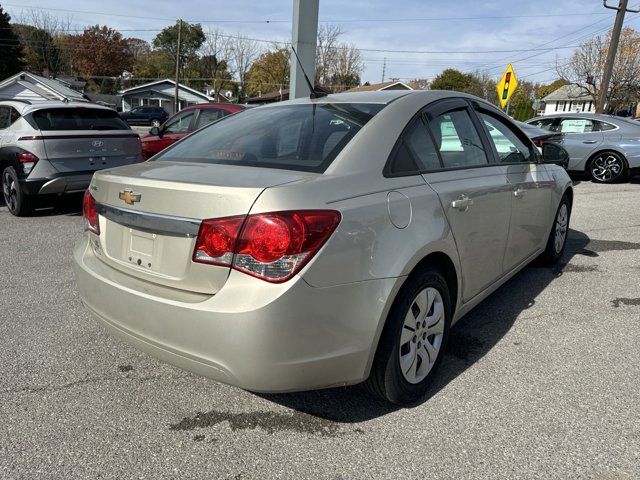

{"left": 0, "top": 100, "right": 143, "bottom": 216}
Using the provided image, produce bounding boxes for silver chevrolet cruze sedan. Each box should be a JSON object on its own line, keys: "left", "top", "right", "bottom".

{"left": 74, "top": 90, "right": 573, "bottom": 405}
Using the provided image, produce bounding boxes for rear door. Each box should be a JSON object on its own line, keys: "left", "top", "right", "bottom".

{"left": 476, "top": 107, "right": 554, "bottom": 270}
{"left": 30, "top": 107, "right": 141, "bottom": 173}
{"left": 421, "top": 99, "right": 512, "bottom": 303}
{"left": 555, "top": 117, "right": 604, "bottom": 170}
{"left": 159, "top": 109, "right": 196, "bottom": 145}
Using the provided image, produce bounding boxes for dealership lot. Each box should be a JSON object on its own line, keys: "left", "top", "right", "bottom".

{"left": 1, "top": 180, "right": 639, "bottom": 479}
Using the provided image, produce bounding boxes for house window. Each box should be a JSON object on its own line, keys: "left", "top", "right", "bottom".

{"left": 556, "top": 101, "right": 566, "bottom": 112}
{"left": 568, "top": 101, "right": 573, "bottom": 111}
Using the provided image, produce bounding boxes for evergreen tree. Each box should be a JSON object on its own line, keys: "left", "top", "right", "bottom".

{"left": 0, "top": 5, "right": 24, "bottom": 78}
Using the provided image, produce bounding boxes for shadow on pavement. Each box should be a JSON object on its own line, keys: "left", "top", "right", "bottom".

{"left": 259, "top": 228, "right": 593, "bottom": 422}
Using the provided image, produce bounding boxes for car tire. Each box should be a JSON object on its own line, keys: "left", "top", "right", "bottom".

{"left": 2, "top": 166, "right": 33, "bottom": 216}
{"left": 588, "top": 151, "right": 628, "bottom": 183}
{"left": 538, "top": 193, "right": 571, "bottom": 265}
{"left": 365, "top": 266, "right": 452, "bottom": 405}
{"left": 151, "top": 119, "right": 161, "bottom": 127}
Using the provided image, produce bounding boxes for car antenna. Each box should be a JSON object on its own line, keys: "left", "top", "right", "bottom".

{"left": 291, "top": 45, "right": 327, "bottom": 99}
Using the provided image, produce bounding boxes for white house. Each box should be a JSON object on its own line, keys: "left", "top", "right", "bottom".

{"left": 119, "top": 79, "right": 213, "bottom": 115}
{"left": 344, "top": 81, "right": 413, "bottom": 93}
{"left": 0, "top": 71, "right": 89, "bottom": 103}
{"left": 539, "top": 84, "right": 595, "bottom": 116}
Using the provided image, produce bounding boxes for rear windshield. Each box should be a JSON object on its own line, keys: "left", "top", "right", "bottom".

{"left": 31, "top": 108, "right": 131, "bottom": 131}
{"left": 154, "top": 103, "right": 385, "bottom": 172}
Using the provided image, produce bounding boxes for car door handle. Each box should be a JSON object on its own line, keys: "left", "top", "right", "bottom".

{"left": 451, "top": 195, "right": 474, "bottom": 211}
{"left": 513, "top": 187, "right": 525, "bottom": 198}
{"left": 582, "top": 140, "right": 598, "bottom": 144}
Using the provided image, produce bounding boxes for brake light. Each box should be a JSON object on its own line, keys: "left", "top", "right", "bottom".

{"left": 192, "top": 210, "right": 341, "bottom": 282}
{"left": 16, "top": 150, "right": 38, "bottom": 174}
{"left": 83, "top": 190, "right": 100, "bottom": 234}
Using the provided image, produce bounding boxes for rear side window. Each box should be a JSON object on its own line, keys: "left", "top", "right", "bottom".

{"left": 558, "top": 118, "right": 596, "bottom": 133}
{"left": 595, "top": 120, "right": 616, "bottom": 131}
{"left": 156, "top": 103, "right": 385, "bottom": 173}
{"left": 195, "top": 109, "right": 228, "bottom": 129}
{"left": 388, "top": 119, "right": 441, "bottom": 174}
{"left": 427, "top": 109, "right": 488, "bottom": 169}
{"left": 528, "top": 118, "right": 556, "bottom": 131}
{"left": 31, "top": 108, "right": 131, "bottom": 131}
{"left": 0, "top": 106, "right": 21, "bottom": 128}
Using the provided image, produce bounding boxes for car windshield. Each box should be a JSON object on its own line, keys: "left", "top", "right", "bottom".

{"left": 154, "top": 103, "right": 385, "bottom": 172}
{"left": 31, "top": 108, "right": 131, "bottom": 131}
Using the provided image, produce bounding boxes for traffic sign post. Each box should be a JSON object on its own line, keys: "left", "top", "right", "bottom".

{"left": 497, "top": 64, "right": 518, "bottom": 111}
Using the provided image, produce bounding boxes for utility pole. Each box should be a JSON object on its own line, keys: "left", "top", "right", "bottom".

{"left": 597, "top": 0, "right": 640, "bottom": 113}
{"left": 174, "top": 19, "right": 182, "bottom": 114}
{"left": 381, "top": 57, "right": 387, "bottom": 83}
{"left": 290, "top": 0, "right": 319, "bottom": 99}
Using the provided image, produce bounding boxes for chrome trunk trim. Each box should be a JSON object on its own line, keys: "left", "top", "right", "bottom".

{"left": 96, "top": 202, "right": 201, "bottom": 237}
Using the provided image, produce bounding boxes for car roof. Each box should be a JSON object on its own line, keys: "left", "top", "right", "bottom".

{"left": 182, "top": 103, "right": 246, "bottom": 111}
{"left": 0, "top": 100, "right": 115, "bottom": 115}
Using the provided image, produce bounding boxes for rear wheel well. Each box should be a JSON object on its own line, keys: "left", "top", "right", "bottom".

{"left": 408, "top": 252, "right": 458, "bottom": 314}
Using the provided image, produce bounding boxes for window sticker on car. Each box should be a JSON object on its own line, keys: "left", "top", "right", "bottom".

{"left": 560, "top": 119, "right": 593, "bottom": 133}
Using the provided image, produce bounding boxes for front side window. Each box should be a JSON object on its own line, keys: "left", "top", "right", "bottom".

{"left": 164, "top": 111, "right": 195, "bottom": 134}
{"left": 31, "top": 108, "right": 131, "bottom": 131}
{"left": 427, "top": 109, "right": 488, "bottom": 169}
{"left": 480, "top": 112, "right": 535, "bottom": 163}
{"left": 558, "top": 118, "right": 596, "bottom": 133}
{"left": 155, "top": 103, "right": 385, "bottom": 173}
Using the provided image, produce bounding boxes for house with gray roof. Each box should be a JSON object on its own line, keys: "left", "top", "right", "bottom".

{"left": 0, "top": 71, "right": 89, "bottom": 103}
{"left": 119, "top": 79, "right": 213, "bottom": 115}
{"left": 539, "top": 84, "right": 595, "bottom": 116}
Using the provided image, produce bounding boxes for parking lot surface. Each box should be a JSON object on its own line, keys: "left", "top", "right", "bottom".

{"left": 1, "top": 180, "right": 639, "bottom": 479}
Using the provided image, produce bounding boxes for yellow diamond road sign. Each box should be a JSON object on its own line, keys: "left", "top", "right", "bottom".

{"left": 497, "top": 64, "right": 518, "bottom": 109}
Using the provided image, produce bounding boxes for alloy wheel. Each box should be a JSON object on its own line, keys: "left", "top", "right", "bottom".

{"left": 152, "top": 120, "right": 161, "bottom": 127}
{"left": 554, "top": 203, "right": 569, "bottom": 254}
{"left": 591, "top": 153, "right": 623, "bottom": 182}
{"left": 399, "top": 287, "right": 445, "bottom": 384}
{"left": 2, "top": 171, "right": 18, "bottom": 212}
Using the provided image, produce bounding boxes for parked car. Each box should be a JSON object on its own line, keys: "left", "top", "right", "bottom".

{"left": 514, "top": 121, "right": 569, "bottom": 169}
{"left": 140, "top": 103, "right": 246, "bottom": 159}
{"left": 526, "top": 112, "right": 640, "bottom": 182}
{"left": 119, "top": 106, "right": 169, "bottom": 127}
{"left": 0, "top": 100, "right": 143, "bottom": 216}
{"left": 74, "top": 90, "right": 573, "bottom": 405}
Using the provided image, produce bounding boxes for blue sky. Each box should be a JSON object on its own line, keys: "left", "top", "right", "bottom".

{"left": 4, "top": 0, "right": 635, "bottom": 85}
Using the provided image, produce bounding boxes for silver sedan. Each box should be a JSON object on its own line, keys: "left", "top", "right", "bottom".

{"left": 73, "top": 90, "right": 573, "bottom": 405}
{"left": 526, "top": 112, "right": 640, "bottom": 182}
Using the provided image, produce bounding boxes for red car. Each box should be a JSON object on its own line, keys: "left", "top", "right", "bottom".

{"left": 140, "top": 103, "right": 246, "bottom": 159}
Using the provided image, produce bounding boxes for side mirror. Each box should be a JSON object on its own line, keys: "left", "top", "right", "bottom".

{"left": 149, "top": 126, "right": 161, "bottom": 137}
{"left": 542, "top": 142, "right": 569, "bottom": 169}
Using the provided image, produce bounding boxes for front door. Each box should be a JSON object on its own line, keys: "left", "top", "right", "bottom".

{"left": 421, "top": 99, "right": 512, "bottom": 303}
{"left": 476, "top": 108, "right": 554, "bottom": 270}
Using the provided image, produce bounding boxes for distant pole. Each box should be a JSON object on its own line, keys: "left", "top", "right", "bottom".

{"left": 174, "top": 19, "right": 182, "bottom": 114}
{"left": 381, "top": 57, "right": 387, "bottom": 83}
{"left": 597, "top": 0, "right": 639, "bottom": 113}
{"left": 290, "top": 0, "right": 319, "bottom": 99}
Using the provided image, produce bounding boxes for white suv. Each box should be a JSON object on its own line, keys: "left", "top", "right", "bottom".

{"left": 0, "top": 100, "right": 143, "bottom": 216}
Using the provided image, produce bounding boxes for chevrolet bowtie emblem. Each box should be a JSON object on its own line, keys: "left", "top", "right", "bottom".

{"left": 119, "top": 189, "right": 141, "bottom": 205}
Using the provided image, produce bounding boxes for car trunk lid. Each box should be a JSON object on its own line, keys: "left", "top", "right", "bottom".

{"left": 89, "top": 161, "right": 312, "bottom": 294}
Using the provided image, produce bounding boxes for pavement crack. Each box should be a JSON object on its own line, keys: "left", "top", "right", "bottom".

{"left": 611, "top": 297, "right": 640, "bottom": 308}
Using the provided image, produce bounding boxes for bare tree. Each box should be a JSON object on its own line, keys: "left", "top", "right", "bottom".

{"left": 330, "top": 43, "right": 363, "bottom": 91}
{"left": 406, "top": 78, "right": 430, "bottom": 90}
{"left": 227, "top": 34, "right": 261, "bottom": 101}
{"left": 200, "top": 28, "right": 233, "bottom": 97}
{"left": 558, "top": 27, "right": 640, "bottom": 112}
{"left": 14, "top": 9, "right": 73, "bottom": 76}
{"left": 315, "top": 24, "right": 342, "bottom": 86}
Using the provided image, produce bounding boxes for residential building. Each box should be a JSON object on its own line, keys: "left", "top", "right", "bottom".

{"left": 119, "top": 79, "right": 214, "bottom": 115}
{"left": 0, "top": 71, "right": 89, "bottom": 103}
{"left": 538, "top": 84, "right": 595, "bottom": 116}
{"left": 343, "top": 81, "right": 413, "bottom": 93}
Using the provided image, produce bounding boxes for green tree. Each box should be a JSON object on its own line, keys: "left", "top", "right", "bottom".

{"left": 0, "top": 5, "right": 24, "bottom": 78}
{"left": 132, "top": 50, "right": 173, "bottom": 79}
{"left": 12, "top": 24, "right": 62, "bottom": 76}
{"left": 244, "top": 48, "right": 289, "bottom": 97}
{"left": 431, "top": 68, "right": 483, "bottom": 95}
{"left": 153, "top": 21, "right": 205, "bottom": 79}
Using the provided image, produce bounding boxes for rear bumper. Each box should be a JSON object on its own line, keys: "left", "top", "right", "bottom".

{"left": 21, "top": 172, "right": 94, "bottom": 195}
{"left": 73, "top": 236, "right": 399, "bottom": 392}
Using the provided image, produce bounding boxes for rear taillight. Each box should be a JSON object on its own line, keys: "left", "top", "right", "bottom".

{"left": 83, "top": 190, "right": 100, "bottom": 235}
{"left": 192, "top": 216, "right": 245, "bottom": 266}
{"left": 192, "top": 210, "right": 341, "bottom": 282}
{"left": 16, "top": 150, "right": 38, "bottom": 174}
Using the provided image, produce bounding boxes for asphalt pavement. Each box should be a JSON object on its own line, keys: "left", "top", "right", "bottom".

{"left": 1, "top": 179, "right": 639, "bottom": 479}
